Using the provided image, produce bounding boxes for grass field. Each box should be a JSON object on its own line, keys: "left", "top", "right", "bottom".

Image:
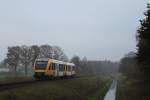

{"left": 116, "top": 76, "right": 140, "bottom": 100}
{"left": 0, "top": 75, "right": 33, "bottom": 84}
{"left": 0, "top": 75, "right": 111, "bottom": 100}
{"left": 88, "top": 78, "right": 112, "bottom": 100}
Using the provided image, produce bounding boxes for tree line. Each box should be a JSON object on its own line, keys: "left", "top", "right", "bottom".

{"left": 119, "top": 4, "right": 150, "bottom": 99}
{"left": 0, "top": 45, "right": 119, "bottom": 76}
{"left": 136, "top": 4, "right": 150, "bottom": 99}
{"left": 71, "top": 56, "right": 118, "bottom": 76}
{"left": 3, "top": 44, "right": 68, "bottom": 76}
{"left": 119, "top": 52, "right": 138, "bottom": 79}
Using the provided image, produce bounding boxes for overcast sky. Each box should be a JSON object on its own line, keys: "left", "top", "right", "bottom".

{"left": 0, "top": 0, "right": 148, "bottom": 61}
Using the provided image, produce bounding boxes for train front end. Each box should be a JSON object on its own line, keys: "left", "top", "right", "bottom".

{"left": 33, "top": 58, "right": 49, "bottom": 79}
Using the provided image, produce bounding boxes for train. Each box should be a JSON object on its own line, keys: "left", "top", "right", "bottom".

{"left": 33, "top": 58, "right": 76, "bottom": 79}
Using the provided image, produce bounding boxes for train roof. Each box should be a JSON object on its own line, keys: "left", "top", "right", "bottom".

{"left": 36, "top": 58, "right": 75, "bottom": 66}
{"left": 66, "top": 62, "right": 75, "bottom": 66}
{"left": 52, "top": 59, "right": 75, "bottom": 66}
{"left": 36, "top": 58, "right": 49, "bottom": 61}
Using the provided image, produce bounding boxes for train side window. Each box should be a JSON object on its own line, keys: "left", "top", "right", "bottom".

{"left": 67, "top": 66, "right": 69, "bottom": 71}
{"left": 63, "top": 65, "right": 66, "bottom": 71}
{"left": 50, "top": 63, "right": 56, "bottom": 70}
{"left": 56, "top": 64, "right": 59, "bottom": 70}
{"left": 68, "top": 66, "right": 71, "bottom": 71}
{"left": 49, "top": 64, "right": 51, "bottom": 70}
{"left": 61, "top": 64, "right": 63, "bottom": 71}
{"left": 54, "top": 63, "right": 56, "bottom": 70}
{"left": 68, "top": 66, "right": 70, "bottom": 71}
{"left": 63, "top": 65, "right": 65, "bottom": 71}
{"left": 51, "top": 63, "right": 52, "bottom": 70}
{"left": 59, "top": 64, "right": 61, "bottom": 71}
{"left": 51, "top": 63, "right": 55, "bottom": 70}
{"left": 66, "top": 65, "right": 68, "bottom": 71}
{"left": 52, "top": 63, "right": 53, "bottom": 70}
{"left": 65, "top": 65, "right": 67, "bottom": 71}
{"left": 72, "top": 66, "right": 75, "bottom": 71}
{"left": 64, "top": 64, "right": 66, "bottom": 71}
{"left": 51, "top": 63, "right": 53, "bottom": 70}
{"left": 62, "top": 64, "right": 63, "bottom": 71}
{"left": 59, "top": 64, "right": 64, "bottom": 71}
{"left": 53, "top": 63, "right": 56, "bottom": 70}
{"left": 70, "top": 66, "right": 72, "bottom": 71}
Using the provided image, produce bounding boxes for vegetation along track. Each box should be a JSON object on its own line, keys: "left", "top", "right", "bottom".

{"left": 0, "top": 79, "right": 40, "bottom": 92}
{"left": 0, "top": 76, "right": 84, "bottom": 92}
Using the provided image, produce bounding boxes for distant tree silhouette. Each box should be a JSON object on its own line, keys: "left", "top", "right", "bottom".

{"left": 71, "top": 56, "right": 80, "bottom": 73}
{"left": 4, "top": 45, "right": 69, "bottom": 76}
{"left": 39, "top": 45, "right": 53, "bottom": 58}
{"left": 119, "top": 52, "right": 137, "bottom": 78}
{"left": 52, "top": 46, "right": 68, "bottom": 61}
{"left": 136, "top": 4, "right": 150, "bottom": 77}
{"left": 31, "top": 45, "right": 40, "bottom": 66}
{"left": 19, "top": 45, "right": 32, "bottom": 76}
{"left": 4, "top": 46, "right": 20, "bottom": 74}
{"left": 136, "top": 4, "right": 150, "bottom": 99}
{"left": 71, "top": 56, "right": 118, "bottom": 75}
{"left": 137, "top": 4, "right": 150, "bottom": 64}
{"left": 70, "top": 56, "right": 80, "bottom": 65}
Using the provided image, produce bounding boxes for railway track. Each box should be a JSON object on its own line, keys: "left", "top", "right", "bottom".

{"left": 0, "top": 76, "right": 82, "bottom": 92}
{"left": 0, "top": 79, "right": 39, "bottom": 92}
{"left": 0, "top": 75, "right": 97, "bottom": 92}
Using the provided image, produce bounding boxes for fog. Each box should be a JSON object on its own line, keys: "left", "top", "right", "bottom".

{"left": 0, "top": 0, "right": 147, "bottom": 61}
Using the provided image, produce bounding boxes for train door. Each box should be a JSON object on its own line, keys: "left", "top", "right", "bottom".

{"left": 52, "top": 63, "right": 57, "bottom": 77}
{"left": 56, "top": 63, "right": 59, "bottom": 77}
{"left": 58, "top": 64, "right": 64, "bottom": 77}
{"left": 46, "top": 61, "right": 53, "bottom": 76}
{"left": 64, "top": 64, "right": 67, "bottom": 76}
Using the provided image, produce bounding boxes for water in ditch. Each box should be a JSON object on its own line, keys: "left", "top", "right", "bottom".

{"left": 104, "top": 80, "right": 117, "bottom": 100}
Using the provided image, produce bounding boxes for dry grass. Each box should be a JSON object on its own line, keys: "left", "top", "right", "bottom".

{"left": 0, "top": 75, "right": 111, "bottom": 100}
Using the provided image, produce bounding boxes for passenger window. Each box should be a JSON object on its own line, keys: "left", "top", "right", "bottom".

{"left": 49, "top": 63, "right": 56, "bottom": 70}
{"left": 62, "top": 64, "right": 64, "bottom": 71}
{"left": 59, "top": 64, "right": 61, "bottom": 71}
{"left": 66, "top": 65, "right": 68, "bottom": 71}
{"left": 59, "top": 64, "right": 64, "bottom": 71}
{"left": 49, "top": 64, "right": 51, "bottom": 70}
{"left": 51, "top": 63, "right": 53, "bottom": 70}
{"left": 72, "top": 66, "right": 75, "bottom": 71}
{"left": 52, "top": 63, "right": 56, "bottom": 70}
{"left": 61, "top": 64, "right": 63, "bottom": 71}
{"left": 68, "top": 66, "right": 71, "bottom": 71}
{"left": 53, "top": 63, "right": 55, "bottom": 70}
{"left": 64, "top": 65, "right": 66, "bottom": 71}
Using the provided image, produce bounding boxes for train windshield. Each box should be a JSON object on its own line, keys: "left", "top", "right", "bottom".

{"left": 35, "top": 61, "right": 48, "bottom": 69}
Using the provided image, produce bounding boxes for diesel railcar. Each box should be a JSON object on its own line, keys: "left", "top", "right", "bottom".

{"left": 33, "top": 58, "right": 76, "bottom": 79}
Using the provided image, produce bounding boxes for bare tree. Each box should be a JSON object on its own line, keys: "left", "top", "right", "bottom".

{"left": 70, "top": 55, "right": 80, "bottom": 65}
{"left": 53, "top": 46, "right": 68, "bottom": 61}
{"left": 19, "top": 45, "right": 32, "bottom": 76}
{"left": 4, "top": 46, "right": 20, "bottom": 74}
{"left": 71, "top": 55, "right": 80, "bottom": 73}
{"left": 31, "top": 45, "right": 40, "bottom": 66}
{"left": 39, "top": 45, "right": 53, "bottom": 58}
{"left": 4, "top": 44, "right": 69, "bottom": 76}
{"left": 39, "top": 45, "right": 68, "bottom": 61}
